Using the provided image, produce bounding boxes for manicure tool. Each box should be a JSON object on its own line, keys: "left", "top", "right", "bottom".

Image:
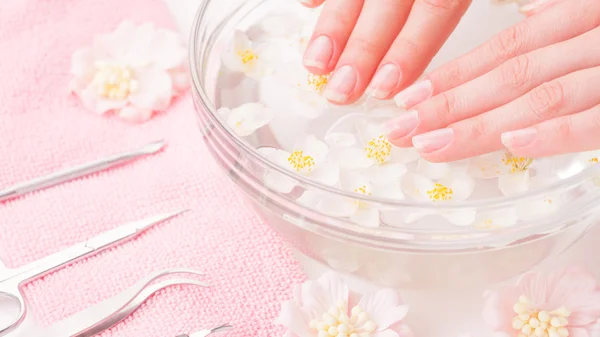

{"left": 177, "top": 325, "right": 233, "bottom": 337}
{"left": 0, "top": 210, "right": 188, "bottom": 337}
{"left": 175, "top": 325, "right": 234, "bottom": 337}
{"left": 45, "top": 268, "right": 216, "bottom": 337}
{"left": 0, "top": 140, "right": 166, "bottom": 203}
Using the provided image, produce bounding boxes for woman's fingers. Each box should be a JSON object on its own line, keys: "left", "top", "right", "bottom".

{"left": 500, "top": 104, "right": 600, "bottom": 157}
{"left": 302, "top": 0, "right": 364, "bottom": 74}
{"left": 412, "top": 65, "right": 600, "bottom": 162}
{"left": 387, "top": 26, "right": 600, "bottom": 147}
{"left": 368, "top": 0, "right": 471, "bottom": 101}
{"left": 298, "top": 0, "right": 327, "bottom": 8}
{"left": 394, "top": 0, "right": 600, "bottom": 108}
{"left": 323, "top": 0, "right": 412, "bottom": 104}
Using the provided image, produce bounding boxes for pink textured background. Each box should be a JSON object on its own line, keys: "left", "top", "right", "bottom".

{"left": 0, "top": 0, "right": 306, "bottom": 336}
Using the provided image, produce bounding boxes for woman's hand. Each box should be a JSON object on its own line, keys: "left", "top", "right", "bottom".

{"left": 299, "top": 0, "right": 472, "bottom": 104}
{"left": 386, "top": 0, "right": 600, "bottom": 162}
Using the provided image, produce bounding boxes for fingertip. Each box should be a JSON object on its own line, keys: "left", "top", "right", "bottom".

{"left": 302, "top": 35, "right": 335, "bottom": 73}
{"left": 297, "top": 0, "right": 326, "bottom": 8}
{"left": 500, "top": 128, "right": 538, "bottom": 151}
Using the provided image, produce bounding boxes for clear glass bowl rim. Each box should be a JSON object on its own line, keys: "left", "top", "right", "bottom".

{"left": 188, "top": 0, "right": 600, "bottom": 212}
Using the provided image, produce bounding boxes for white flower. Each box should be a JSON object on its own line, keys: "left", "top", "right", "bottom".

{"left": 258, "top": 135, "right": 338, "bottom": 193}
{"left": 333, "top": 122, "right": 417, "bottom": 185}
{"left": 467, "top": 151, "right": 536, "bottom": 196}
{"left": 298, "top": 171, "right": 404, "bottom": 228}
{"left": 401, "top": 172, "right": 476, "bottom": 226}
{"left": 221, "top": 30, "right": 269, "bottom": 79}
{"left": 258, "top": 60, "right": 331, "bottom": 120}
{"left": 471, "top": 208, "right": 518, "bottom": 230}
{"left": 69, "top": 21, "right": 188, "bottom": 123}
{"left": 576, "top": 149, "right": 600, "bottom": 186}
{"left": 217, "top": 102, "right": 274, "bottom": 137}
{"left": 276, "top": 272, "right": 412, "bottom": 337}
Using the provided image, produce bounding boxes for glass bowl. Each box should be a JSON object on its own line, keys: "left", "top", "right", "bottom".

{"left": 189, "top": 0, "right": 600, "bottom": 292}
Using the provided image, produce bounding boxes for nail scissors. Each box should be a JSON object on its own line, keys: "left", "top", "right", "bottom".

{"left": 0, "top": 140, "right": 166, "bottom": 203}
{"left": 0, "top": 210, "right": 188, "bottom": 337}
{"left": 45, "top": 268, "right": 219, "bottom": 337}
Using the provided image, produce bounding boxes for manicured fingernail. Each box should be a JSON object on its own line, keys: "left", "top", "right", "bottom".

{"left": 501, "top": 128, "right": 537, "bottom": 149}
{"left": 519, "top": 0, "right": 556, "bottom": 14}
{"left": 324, "top": 65, "right": 357, "bottom": 103}
{"left": 412, "top": 128, "right": 453, "bottom": 153}
{"left": 394, "top": 80, "right": 433, "bottom": 109}
{"left": 385, "top": 110, "right": 419, "bottom": 140}
{"left": 303, "top": 35, "right": 333, "bottom": 70}
{"left": 368, "top": 64, "right": 401, "bottom": 99}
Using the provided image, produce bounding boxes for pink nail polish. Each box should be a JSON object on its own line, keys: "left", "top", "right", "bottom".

{"left": 368, "top": 64, "right": 401, "bottom": 100}
{"left": 303, "top": 35, "right": 333, "bottom": 70}
{"left": 386, "top": 110, "right": 419, "bottom": 140}
{"left": 412, "top": 128, "right": 453, "bottom": 153}
{"left": 324, "top": 65, "right": 357, "bottom": 103}
{"left": 501, "top": 128, "right": 537, "bottom": 149}
{"left": 394, "top": 80, "right": 433, "bottom": 109}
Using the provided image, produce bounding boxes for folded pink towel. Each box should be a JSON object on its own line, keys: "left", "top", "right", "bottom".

{"left": 0, "top": 0, "right": 306, "bottom": 336}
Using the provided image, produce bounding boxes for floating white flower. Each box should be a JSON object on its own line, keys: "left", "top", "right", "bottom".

{"left": 221, "top": 30, "right": 269, "bottom": 79}
{"left": 401, "top": 172, "right": 476, "bottom": 226}
{"left": 258, "top": 61, "right": 331, "bottom": 120}
{"left": 69, "top": 21, "right": 188, "bottom": 123}
{"left": 471, "top": 208, "right": 518, "bottom": 230}
{"left": 298, "top": 171, "right": 404, "bottom": 227}
{"left": 258, "top": 135, "right": 338, "bottom": 193}
{"left": 217, "top": 102, "right": 274, "bottom": 137}
{"left": 468, "top": 151, "right": 536, "bottom": 196}
{"left": 333, "top": 123, "right": 417, "bottom": 185}
{"left": 276, "top": 272, "right": 412, "bottom": 337}
{"left": 575, "top": 149, "right": 600, "bottom": 186}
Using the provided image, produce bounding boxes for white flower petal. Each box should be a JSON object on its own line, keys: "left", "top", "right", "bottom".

{"left": 232, "top": 30, "right": 252, "bottom": 52}
{"left": 70, "top": 48, "right": 97, "bottom": 77}
{"left": 374, "top": 182, "right": 405, "bottom": 201}
{"left": 264, "top": 171, "right": 296, "bottom": 193}
{"left": 275, "top": 301, "right": 312, "bottom": 337}
{"left": 498, "top": 170, "right": 530, "bottom": 196}
{"left": 357, "top": 289, "right": 407, "bottom": 330}
{"left": 221, "top": 49, "right": 244, "bottom": 73}
{"left": 128, "top": 69, "right": 173, "bottom": 110}
{"left": 443, "top": 210, "right": 476, "bottom": 227}
{"left": 350, "top": 208, "right": 380, "bottom": 228}
{"left": 366, "top": 163, "right": 408, "bottom": 185}
{"left": 473, "top": 208, "right": 518, "bottom": 229}
{"left": 516, "top": 197, "right": 559, "bottom": 221}
{"left": 115, "top": 106, "right": 153, "bottom": 123}
{"left": 416, "top": 159, "right": 451, "bottom": 180}
{"left": 226, "top": 102, "right": 274, "bottom": 136}
{"left": 258, "top": 75, "right": 296, "bottom": 110}
{"left": 401, "top": 173, "right": 435, "bottom": 200}
{"left": 334, "top": 147, "right": 373, "bottom": 170}
{"left": 324, "top": 132, "right": 356, "bottom": 148}
{"left": 467, "top": 151, "right": 508, "bottom": 179}
{"left": 149, "top": 29, "right": 187, "bottom": 70}
{"left": 316, "top": 195, "right": 358, "bottom": 217}
{"left": 311, "top": 162, "right": 339, "bottom": 187}
{"left": 295, "top": 135, "right": 329, "bottom": 163}
{"left": 404, "top": 211, "right": 428, "bottom": 224}
{"left": 390, "top": 146, "right": 421, "bottom": 164}
{"left": 440, "top": 173, "right": 475, "bottom": 201}
{"left": 311, "top": 272, "right": 350, "bottom": 313}
{"left": 291, "top": 91, "right": 327, "bottom": 119}
{"left": 340, "top": 171, "right": 372, "bottom": 192}
{"left": 79, "top": 85, "right": 128, "bottom": 114}
{"left": 297, "top": 190, "right": 323, "bottom": 209}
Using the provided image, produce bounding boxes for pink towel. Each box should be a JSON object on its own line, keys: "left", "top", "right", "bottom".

{"left": 0, "top": 0, "right": 306, "bottom": 336}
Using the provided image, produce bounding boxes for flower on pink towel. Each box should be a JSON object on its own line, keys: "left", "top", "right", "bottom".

{"left": 276, "top": 272, "right": 412, "bottom": 337}
{"left": 69, "top": 21, "right": 189, "bottom": 123}
{"left": 482, "top": 268, "right": 600, "bottom": 337}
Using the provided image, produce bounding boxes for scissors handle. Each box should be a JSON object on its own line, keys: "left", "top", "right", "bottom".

{"left": 0, "top": 282, "right": 27, "bottom": 337}
{"left": 0, "top": 140, "right": 165, "bottom": 203}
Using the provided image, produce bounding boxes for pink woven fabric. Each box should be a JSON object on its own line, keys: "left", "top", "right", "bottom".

{"left": 0, "top": 0, "right": 306, "bottom": 336}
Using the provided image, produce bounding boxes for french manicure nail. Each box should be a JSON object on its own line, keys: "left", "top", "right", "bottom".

{"left": 501, "top": 128, "right": 537, "bottom": 149}
{"left": 368, "top": 64, "right": 401, "bottom": 99}
{"left": 324, "top": 65, "right": 357, "bottom": 103}
{"left": 303, "top": 35, "right": 333, "bottom": 70}
{"left": 412, "top": 128, "right": 454, "bottom": 153}
{"left": 394, "top": 80, "right": 433, "bottom": 109}
{"left": 385, "top": 110, "right": 419, "bottom": 140}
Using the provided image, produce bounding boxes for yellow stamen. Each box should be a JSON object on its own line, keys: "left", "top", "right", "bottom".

{"left": 590, "top": 157, "right": 599, "bottom": 164}
{"left": 364, "top": 135, "right": 392, "bottom": 165}
{"left": 287, "top": 150, "right": 315, "bottom": 172}
{"left": 92, "top": 61, "right": 138, "bottom": 100}
{"left": 307, "top": 73, "right": 329, "bottom": 93}
{"left": 502, "top": 152, "right": 534, "bottom": 173}
{"left": 236, "top": 49, "right": 258, "bottom": 66}
{"left": 512, "top": 295, "right": 570, "bottom": 337}
{"left": 353, "top": 185, "right": 371, "bottom": 208}
{"left": 427, "top": 183, "right": 453, "bottom": 202}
